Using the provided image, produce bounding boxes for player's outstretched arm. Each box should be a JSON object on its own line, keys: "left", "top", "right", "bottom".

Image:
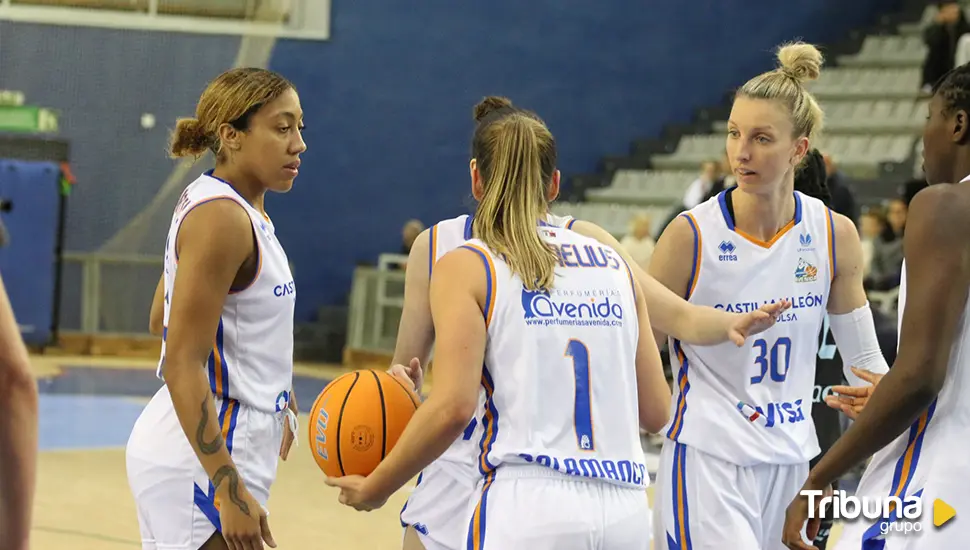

{"left": 149, "top": 273, "right": 164, "bottom": 337}
{"left": 387, "top": 228, "right": 433, "bottom": 392}
{"left": 572, "top": 218, "right": 786, "bottom": 348}
{"left": 334, "top": 247, "right": 486, "bottom": 510}
{"left": 162, "top": 199, "right": 271, "bottom": 544}
{"left": 0, "top": 272, "right": 37, "bottom": 550}
{"left": 799, "top": 185, "right": 970, "bottom": 495}
{"left": 630, "top": 275, "right": 672, "bottom": 433}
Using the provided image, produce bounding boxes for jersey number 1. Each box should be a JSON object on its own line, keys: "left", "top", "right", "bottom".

{"left": 565, "top": 339, "right": 595, "bottom": 451}
{"left": 750, "top": 337, "right": 792, "bottom": 384}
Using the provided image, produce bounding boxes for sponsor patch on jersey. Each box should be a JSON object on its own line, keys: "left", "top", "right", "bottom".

{"left": 521, "top": 287, "right": 624, "bottom": 327}
{"left": 794, "top": 258, "right": 818, "bottom": 283}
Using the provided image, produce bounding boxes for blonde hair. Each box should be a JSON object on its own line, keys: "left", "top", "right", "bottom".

{"left": 471, "top": 96, "right": 558, "bottom": 290}
{"left": 170, "top": 67, "right": 294, "bottom": 160}
{"left": 737, "top": 41, "right": 825, "bottom": 145}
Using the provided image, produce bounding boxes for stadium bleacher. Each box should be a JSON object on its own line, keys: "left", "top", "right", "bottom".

{"left": 554, "top": 2, "right": 955, "bottom": 239}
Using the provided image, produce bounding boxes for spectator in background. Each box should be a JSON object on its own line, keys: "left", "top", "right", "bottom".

{"left": 859, "top": 206, "right": 888, "bottom": 278}
{"left": 921, "top": 1, "right": 970, "bottom": 92}
{"left": 682, "top": 159, "right": 720, "bottom": 209}
{"left": 821, "top": 153, "right": 859, "bottom": 226}
{"left": 865, "top": 198, "right": 907, "bottom": 291}
{"left": 401, "top": 219, "right": 424, "bottom": 255}
{"left": 619, "top": 213, "right": 656, "bottom": 270}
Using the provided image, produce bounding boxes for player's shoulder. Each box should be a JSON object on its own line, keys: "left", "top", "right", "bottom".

{"left": 907, "top": 182, "right": 970, "bottom": 241}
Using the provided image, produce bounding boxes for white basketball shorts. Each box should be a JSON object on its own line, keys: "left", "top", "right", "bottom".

{"left": 653, "top": 439, "right": 811, "bottom": 550}
{"left": 466, "top": 464, "right": 651, "bottom": 550}
{"left": 125, "top": 385, "right": 283, "bottom": 550}
{"left": 400, "top": 460, "right": 478, "bottom": 550}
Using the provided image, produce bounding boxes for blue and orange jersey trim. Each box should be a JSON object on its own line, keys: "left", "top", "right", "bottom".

{"left": 825, "top": 208, "right": 837, "bottom": 282}
{"left": 458, "top": 244, "right": 496, "bottom": 328}
{"left": 665, "top": 340, "right": 691, "bottom": 441}
{"left": 667, "top": 442, "right": 694, "bottom": 550}
{"left": 716, "top": 188, "right": 802, "bottom": 249}
{"left": 207, "top": 318, "right": 229, "bottom": 399}
{"left": 476, "top": 366, "right": 499, "bottom": 476}
{"left": 193, "top": 392, "right": 240, "bottom": 531}
{"left": 861, "top": 399, "right": 937, "bottom": 544}
{"left": 680, "top": 213, "right": 702, "bottom": 300}
{"left": 428, "top": 223, "right": 439, "bottom": 276}
{"left": 566, "top": 218, "right": 578, "bottom": 230}
{"left": 618, "top": 256, "right": 638, "bottom": 302}
{"left": 466, "top": 470, "right": 497, "bottom": 550}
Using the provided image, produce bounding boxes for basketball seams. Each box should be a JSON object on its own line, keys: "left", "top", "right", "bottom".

{"left": 370, "top": 370, "right": 389, "bottom": 460}
{"left": 386, "top": 372, "right": 421, "bottom": 410}
{"left": 335, "top": 372, "right": 361, "bottom": 477}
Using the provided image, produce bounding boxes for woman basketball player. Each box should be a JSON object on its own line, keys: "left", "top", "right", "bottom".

{"left": 783, "top": 62, "right": 970, "bottom": 550}
{"left": 648, "top": 42, "right": 890, "bottom": 550}
{"left": 333, "top": 95, "right": 711, "bottom": 548}
{"left": 126, "top": 67, "right": 305, "bottom": 550}
{"left": 386, "top": 96, "right": 793, "bottom": 550}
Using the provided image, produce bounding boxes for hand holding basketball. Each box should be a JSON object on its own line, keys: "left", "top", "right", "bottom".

{"left": 387, "top": 357, "right": 424, "bottom": 393}
{"left": 325, "top": 474, "right": 388, "bottom": 511}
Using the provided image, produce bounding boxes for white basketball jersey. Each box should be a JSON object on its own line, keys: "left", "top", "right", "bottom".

{"left": 463, "top": 228, "right": 647, "bottom": 490}
{"left": 428, "top": 212, "right": 575, "bottom": 482}
{"left": 157, "top": 171, "right": 296, "bottom": 415}
{"left": 664, "top": 190, "right": 835, "bottom": 466}
{"left": 856, "top": 224, "right": 970, "bottom": 517}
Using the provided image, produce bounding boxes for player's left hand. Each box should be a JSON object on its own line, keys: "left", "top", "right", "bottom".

{"left": 325, "top": 475, "right": 388, "bottom": 511}
{"left": 727, "top": 300, "right": 792, "bottom": 346}
{"left": 824, "top": 366, "right": 883, "bottom": 420}
{"left": 782, "top": 482, "right": 833, "bottom": 550}
{"left": 280, "top": 395, "right": 299, "bottom": 460}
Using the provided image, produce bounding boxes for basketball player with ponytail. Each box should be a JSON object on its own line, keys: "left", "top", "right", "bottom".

{"left": 648, "top": 42, "right": 889, "bottom": 549}
{"left": 380, "top": 96, "right": 791, "bottom": 550}
{"left": 126, "top": 67, "right": 305, "bottom": 550}
{"left": 329, "top": 98, "right": 670, "bottom": 549}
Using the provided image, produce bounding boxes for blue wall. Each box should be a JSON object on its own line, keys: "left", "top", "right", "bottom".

{"left": 270, "top": 0, "right": 900, "bottom": 319}
{"left": 0, "top": 22, "right": 239, "bottom": 252}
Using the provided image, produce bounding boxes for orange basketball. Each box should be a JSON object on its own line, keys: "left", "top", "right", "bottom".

{"left": 308, "top": 369, "right": 421, "bottom": 477}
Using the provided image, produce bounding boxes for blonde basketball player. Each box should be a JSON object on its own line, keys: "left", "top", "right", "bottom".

{"left": 782, "top": 63, "right": 970, "bottom": 550}
{"left": 649, "top": 42, "right": 890, "bottom": 550}
{"left": 389, "top": 96, "right": 792, "bottom": 550}
{"left": 126, "top": 67, "right": 305, "bottom": 550}
{"left": 331, "top": 97, "right": 684, "bottom": 550}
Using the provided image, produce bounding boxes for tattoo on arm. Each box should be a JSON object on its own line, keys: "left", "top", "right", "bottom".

{"left": 196, "top": 397, "right": 224, "bottom": 455}
{"left": 212, "top": 465, "right": 251, "bottom": 515}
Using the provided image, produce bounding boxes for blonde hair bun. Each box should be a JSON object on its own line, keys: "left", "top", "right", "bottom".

{"left": 777, "top": 41, "right": 823, "bottom": 84}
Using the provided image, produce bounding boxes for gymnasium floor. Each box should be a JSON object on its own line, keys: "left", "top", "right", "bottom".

{"left": 30, "top": 354, "right": 844, "bottom": 549}
{"left": 31, "top": 355, "right": 415, "bottom": 550}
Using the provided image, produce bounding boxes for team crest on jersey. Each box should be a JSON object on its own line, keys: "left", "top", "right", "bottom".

{"left": 718, "top": 240, "right": 738, "bottom": 262}
{"left": 794, "top": 258, "right": 818, "bottom": 283}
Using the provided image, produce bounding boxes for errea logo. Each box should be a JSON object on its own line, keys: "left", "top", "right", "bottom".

{"left": 718, "top": 240, "right": 738, "bottom": 262}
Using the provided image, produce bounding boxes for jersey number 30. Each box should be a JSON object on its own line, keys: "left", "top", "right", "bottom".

{"left": 565, "top": 339, "right": 595, "bottom": 451}
{"left": 750, "top": 337, "right": 792, "bottom": 384}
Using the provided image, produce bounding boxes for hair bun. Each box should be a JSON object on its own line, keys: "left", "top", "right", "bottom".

{"left": 777, "top": 41, "right": 823, "bottom": 83}
{"left": 169, "top": 117, "right": 213, "bottom": 158}
{"left": 473, "top": 96, "right": 514, "bottom": 122}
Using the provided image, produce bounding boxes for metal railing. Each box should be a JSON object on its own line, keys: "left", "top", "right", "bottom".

{"left": 58, "top": 251, "right": 162, "bottom": 335}
{"left": 345, "top": 254, "right": 408, "bottom": 357}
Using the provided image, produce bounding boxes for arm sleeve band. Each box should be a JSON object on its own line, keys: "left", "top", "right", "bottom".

{"left": 828, "top": 301, "right": 890, "bottom": 386}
